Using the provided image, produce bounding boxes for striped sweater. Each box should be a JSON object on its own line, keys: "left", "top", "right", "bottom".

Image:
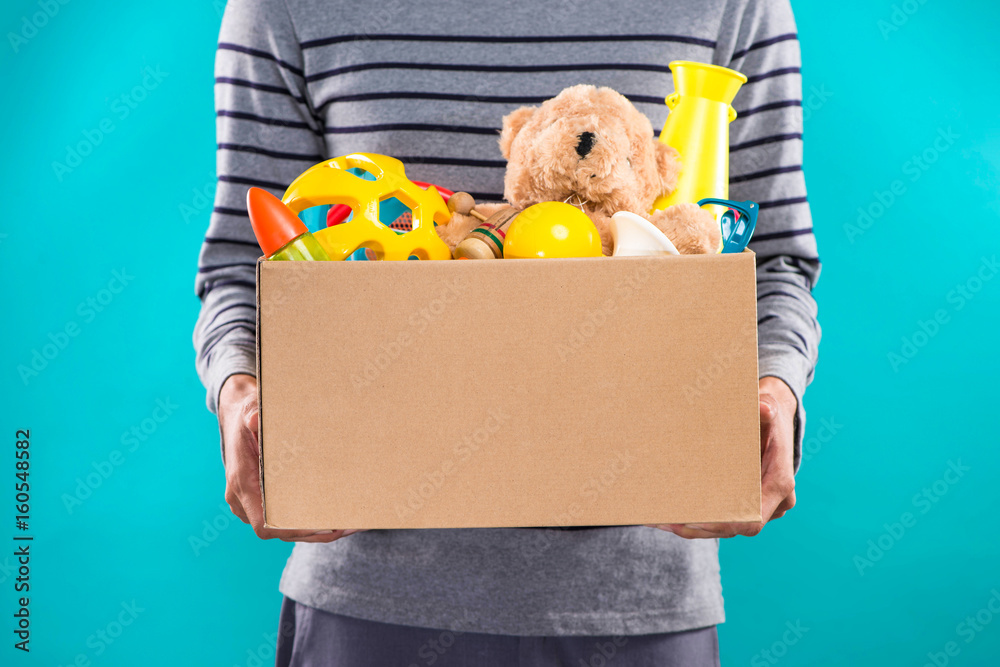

{"left": 194, "top": 0, "right": 820, "bottom": 636}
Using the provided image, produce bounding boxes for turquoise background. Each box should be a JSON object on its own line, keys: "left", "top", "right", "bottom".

{"left": 1, "top": 1, "right": 997, "bottom": 664}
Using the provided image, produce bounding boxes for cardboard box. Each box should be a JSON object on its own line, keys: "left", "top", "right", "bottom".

{"left": 256, "top": 253, "right": 761, "bottom": 530}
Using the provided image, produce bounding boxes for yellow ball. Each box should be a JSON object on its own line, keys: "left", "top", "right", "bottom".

{"left": 503, "top": 202, "right": 603, "bottom": 259}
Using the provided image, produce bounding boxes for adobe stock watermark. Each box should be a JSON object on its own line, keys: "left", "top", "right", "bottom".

{"left": 843, "top": 126, "right": 958, "bottom": 243}
{"left": 731, "top": 83, "right": 832, "bottom": 175}
{"left": 520, "top": 449, "right": 636, "bottom": 560}
{"left": 259, "top": 259, "right": 324, "bottom": 319}
{"left": 356, "top": 0, "right": 407, "bottom": 41}
{"left": 680, "top": 321, "right": 756, "bottom": 405}
{"left": 920, "top": 589, "right": 1000, "bottom": 667}
{"left": 55, "top": 600, "right": 144, "bottom": 667}
{"left": 236, "top": 620, "right": 296, "bottom": 667}
{"left": 191, "top": 436, "right": 305, "bottom": 555}
{"left": 409, "top": 628, "right": 467, "bottom": 667}
{"left": 801, "top": 84, "right": 833, "bottom": 123}
{"left": 52, "top": 65, "right": 169, "bottom": 182}
{"left": 7, "top": 0, "right": 71, "bottom": 53}
{"left": 351, "top": 278, "right": 469, "bottom": 390}
{"left": 62, "top": 397, "right": 179, "bottom": 514}
{"left": 853, "top": 459, "right": 969, "bottom": 576}
{"left": 179, "top": 175, "right": 217, "bottom": 225}
{"left": 188, "top": 503, "right": 237, "bottom": 557}
{"left": 17, "top": 268, "right": 134, "bottom": 385}
{"left": 556, "top": 263, "right": 653, "bottom": 362}
{"left": 879, "top": 0, "right": 932, "bottom": 40}
{"left": 800, "top": 416, "right": 843, "bottom": 463}
{"left": 888, "top": 255, "right": 997, "bottom": 372}
{"left": 259, "top": 433, "right": 305, "bottom": 483}
{"left": 401, "top": 610, "right": 481, "bottom": 667}
{"left": 395, "top": 408, "right": 510, "bottom": 521}
{"left": 750, "top": 620, "right": 809, "bottom": 667}
{"left": 579, "top": 636, "right": 630, "bottom": 667}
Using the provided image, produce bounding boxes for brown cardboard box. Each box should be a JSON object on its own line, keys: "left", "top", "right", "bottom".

{"left": 256, "top": 253, "right": 761, "bottom": 530}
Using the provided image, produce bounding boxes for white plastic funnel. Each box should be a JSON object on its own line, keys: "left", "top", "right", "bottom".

{"left": 610, "top": 211, "right": 679, "bottom": 256}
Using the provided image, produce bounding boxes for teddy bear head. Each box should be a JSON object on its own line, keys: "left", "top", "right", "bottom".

{"left": 498, "top": 84, "right": 681, "bottom": 219}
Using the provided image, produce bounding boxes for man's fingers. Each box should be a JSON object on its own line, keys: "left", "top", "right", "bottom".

{"left": 729, "top": 522, "right": 764, "bottom": 537}
{"left": 276, "top": 530, "right": 356, "bottom": 543}
{"left": 760, "top": 476, "right": 790, "bottom": 525}
{"left": 757, "top": 444, "right": 784, "bottom": 523}
{"left": 759, "top": 392, "right": 780, "bottom": 424}
{"left": 649, "top": 520, "right": 766, "bottom": 538}
{"left": 231, "top": 459, "right": 269, "bottom": 538}
{"left": 243, "top": 401, "right": 259, "bottom": 440}
{"left": 690, "top": 522, "right": 764, "bottom": 538}
{"left": 661, "top": 524, "right": 716, "bottom": 539}
{"left": 234, "top": 457, "right": 359, "bottom": 543}
{"left": 759, "top": 429, "right": 796, "bottom": 521}
{"left": 271, "top": 528, "right": 337, "bottom": 541}
{"left": 283, "top": 534, "right": 342, "bottom": 543}
{"left": 769, "top": 489, "right": 796, "bottom": 521}
{"left": 758, "top": 385, "right": 796, "bottom": 525}
{"left": 253, "top": 522, "right": 334, "bottom": 541}
{"left": 225, "top": 487, "right": 250, "bottom": 524}
{"left": 651, "top": 523, "right": 734, "bottom": 539}
{"left": 269, "top": 528, "right": 363, "bottom": 542}
{"left": 222, "top": 423, "right": 253, "bottom": 525}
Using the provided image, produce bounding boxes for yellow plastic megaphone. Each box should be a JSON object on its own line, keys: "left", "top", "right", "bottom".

{"left": 650, "top": 61, "right": 747, "bottom": 219}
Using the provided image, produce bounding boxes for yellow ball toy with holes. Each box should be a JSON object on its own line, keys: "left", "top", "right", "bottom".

{"left": 503, "top": 201, "right": 603, "bottom": 259}
{"left": 281, "top": 153, "right": 453, "bottom": 261}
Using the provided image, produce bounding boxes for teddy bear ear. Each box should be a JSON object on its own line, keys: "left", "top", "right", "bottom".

{"left": 498, "top": 106, "right": 537, "bottom": 160}
{"left": 654, "top": 141, "right": 682, "bottom": 196}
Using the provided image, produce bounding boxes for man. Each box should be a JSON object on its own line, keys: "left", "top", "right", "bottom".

{"left": 194, "top": 0, "right": 820, "bottom": 664}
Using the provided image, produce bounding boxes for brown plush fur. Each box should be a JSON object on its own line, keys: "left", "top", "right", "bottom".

{"left": 437, "top": 84, "right": 720, "bottom": 255}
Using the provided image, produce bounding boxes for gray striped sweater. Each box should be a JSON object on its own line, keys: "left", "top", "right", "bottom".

{"left": 194, "top": 0, "right": 820, "bottom": 636}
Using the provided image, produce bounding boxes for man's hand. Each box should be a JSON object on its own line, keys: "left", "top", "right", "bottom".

{"left": 219, "top": 374, "right": 356, "bottom": 543}
{"left": 651, "top": 376, "right": 798, "bottom": 539}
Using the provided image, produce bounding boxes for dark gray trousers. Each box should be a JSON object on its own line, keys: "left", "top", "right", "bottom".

{"left": 275, "top": 597, "right": 720, "bottom": 667}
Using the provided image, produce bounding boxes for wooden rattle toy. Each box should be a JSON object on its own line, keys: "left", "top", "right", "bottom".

{"left": 453, "top": 205, "right": 519, "bottom": 260}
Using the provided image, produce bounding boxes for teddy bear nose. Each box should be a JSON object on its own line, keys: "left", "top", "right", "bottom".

{"left": 576, "top": 131, "right": 596, "bottom": 158}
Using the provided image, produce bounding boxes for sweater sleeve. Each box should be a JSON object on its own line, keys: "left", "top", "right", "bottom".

{"left": 193, "top": 0, "right": 326, "bottom": 415}
{"left": 718, "top": 0, "right": 821, "bottom": 471}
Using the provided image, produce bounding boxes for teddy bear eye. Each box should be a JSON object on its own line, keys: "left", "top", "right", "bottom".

{"left": 626, "top": 158, "right": 633, "bottom": 168}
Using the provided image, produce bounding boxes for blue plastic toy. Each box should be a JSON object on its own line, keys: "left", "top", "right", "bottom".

{"left": 697, "top": 198, "right": 758, "bottom": 253}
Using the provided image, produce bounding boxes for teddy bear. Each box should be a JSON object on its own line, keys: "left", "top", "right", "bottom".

{"left": 435, "top": 84, "right": 720, "bottom": 256}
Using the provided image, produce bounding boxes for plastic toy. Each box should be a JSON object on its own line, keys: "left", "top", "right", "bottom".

{"left": 247, "top": 187, "right": 330, "bottom": 261}
{"left": 650, "top": 61, "right": 747, "bottom": 218}
{"left": 344, "top": 247, "right": 380, "bottom": 261}
{"left": 610, "top": 211, "right": 679, "bottom": 256}
{"left": 327, "top": 180, "right": 456, "bottom": 228}
{"left": 698, "top": 198, "right": 759, "bottom": 253}
{"left": 434, "top": 84, "right": 721, "bottom": 255}
{"left": 503, "top": 201, "right": 603, "bottom": 259}
{"left": 281, "top": 153, "right": 453, "bottom": 261}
